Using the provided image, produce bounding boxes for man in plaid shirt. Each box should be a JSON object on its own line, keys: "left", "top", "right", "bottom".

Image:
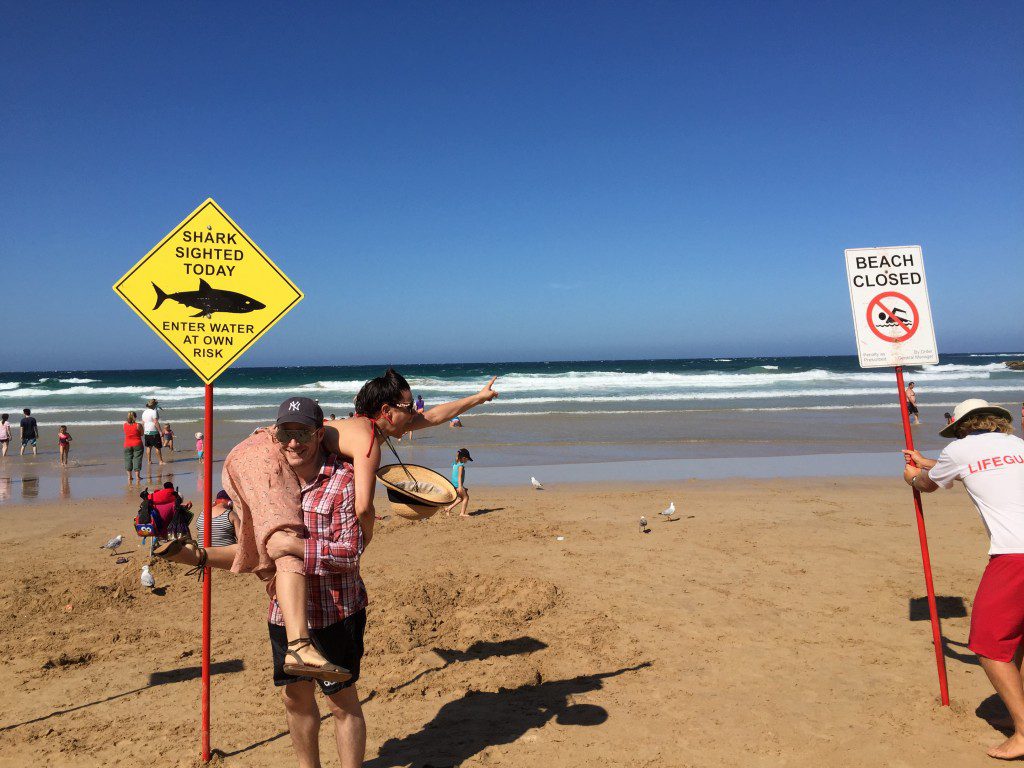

{"left": 258, "top": 396, "right": 370, "bottom": 768}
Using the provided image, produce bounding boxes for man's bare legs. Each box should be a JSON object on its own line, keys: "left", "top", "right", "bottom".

{"left": 979, "top": 654, "right": 1024, "bottom": 759}
{"left": 282, "top": 682, "right": 323, "bottom": 768}
{"left": 325, "top": 685, "right": 366, "bottom": 768}
{"left": 280, "top": 682, "right": 366, "bottom": 768}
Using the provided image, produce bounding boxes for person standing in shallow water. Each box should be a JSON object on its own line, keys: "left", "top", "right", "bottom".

{"left": 19, "top": 408, "right": 38, "bottom": 456}
{"left": 905, "top": 381, "right": 920, "bottom": 425}
{"left": 123, "top": 411, "right": 144, "bottom": 483}
{"left": 142, "top": 399, "right": 165, "bottom": 465}
{"left": 0, "top": 414, "right": 10, "bottom": 458}
{"left": 901, "top": 399, "right": 1024, "bottom": 760}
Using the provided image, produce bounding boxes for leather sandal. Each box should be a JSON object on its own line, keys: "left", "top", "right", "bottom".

{"left": 283, "top": 638, "right": 351, "bottom": 683}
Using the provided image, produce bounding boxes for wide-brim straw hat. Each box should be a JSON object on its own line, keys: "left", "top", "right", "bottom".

{"left": 376, "top": 463, "right": 457, "bottom": 520}
{"left": 940, "top": 398, "right": 1013, "bottom": 438}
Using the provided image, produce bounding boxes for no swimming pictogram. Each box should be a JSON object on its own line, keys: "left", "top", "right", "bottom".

{"left": 867, "top": 291, "right": 919, "bottom": 343}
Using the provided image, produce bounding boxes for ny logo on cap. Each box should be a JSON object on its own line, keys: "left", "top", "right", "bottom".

{"left": 289, "top": 401, "right": 301, "bottom": 412}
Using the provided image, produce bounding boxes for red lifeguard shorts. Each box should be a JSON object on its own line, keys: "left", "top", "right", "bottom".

{"left": 969, "top": 554, "right": 1024, "bottom": 663}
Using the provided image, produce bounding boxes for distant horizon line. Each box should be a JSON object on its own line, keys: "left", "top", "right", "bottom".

{"left": 0, "top": 350, "right": 1018, "bottom": 377}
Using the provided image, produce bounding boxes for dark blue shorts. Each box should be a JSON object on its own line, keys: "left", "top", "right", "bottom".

{"left": 268, "top": 609, "right": 366, "bottom": 695}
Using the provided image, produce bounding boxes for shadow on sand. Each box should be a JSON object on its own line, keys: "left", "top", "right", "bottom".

{"left": 468, "top": 507, "right": 506, "bottom": 517}
{"left": 223, "top": 635, "right": 550, "bottom": 758}
{"left": 908, "top": 595, "right": 967, "bottom": 621}
{"left": 364, "top": 662, "right": 652, "bottom": 768}
{"left": 390, "top": 636, "right": 548, "bottom": 694}
{"left": 0, "top": 659, "right": 245, "bottom": 732}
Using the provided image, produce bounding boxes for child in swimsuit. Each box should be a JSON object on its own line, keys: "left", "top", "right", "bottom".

{"left": 0, "top": 414, "right": 10, "bottom": 458}
{"left": 162, "top": 424, "right": 175, "bottom": 451}
{"left": 58, "top": 426, "right": 72, "bottom": 466}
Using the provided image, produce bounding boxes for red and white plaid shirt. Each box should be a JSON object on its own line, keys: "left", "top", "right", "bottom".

{"left": 268, "top": 452, "right": 368, "bottom": 628}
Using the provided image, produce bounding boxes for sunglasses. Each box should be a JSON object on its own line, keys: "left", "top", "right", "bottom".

{"left": 274, "top": 426, "right": 318, "bottom": 444}
{"left": 390, "top": 402, "right": 415, "bottom": 414}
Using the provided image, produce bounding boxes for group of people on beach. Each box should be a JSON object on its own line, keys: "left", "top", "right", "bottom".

{"left": 0, "top": 408, "right": 72, "bottom": 464}
{"left": 148, "top": 368, "right": 497, "bottom": 767}
{"left": 121, "top": 399, "right": 204, "bottom": 483}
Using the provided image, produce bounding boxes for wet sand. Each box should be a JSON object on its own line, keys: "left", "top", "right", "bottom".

{"left": 1, "top": 405, "right": 956, "bottom": 503}
{"left": 0, "top": 478, "right": 1013, "bottom": 767}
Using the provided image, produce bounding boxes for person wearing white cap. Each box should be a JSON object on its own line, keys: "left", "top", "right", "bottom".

{"left": 902, "top": 398, "right": 1024, "bottom": 760}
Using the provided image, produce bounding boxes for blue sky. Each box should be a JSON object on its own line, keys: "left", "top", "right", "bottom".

{"left": 2, "top": 1, "right": 1021, "bottom": 371}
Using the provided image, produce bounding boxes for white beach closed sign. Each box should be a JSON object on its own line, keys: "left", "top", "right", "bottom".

{"left": 845, "top": 245, "right": 938, "bottom": 368}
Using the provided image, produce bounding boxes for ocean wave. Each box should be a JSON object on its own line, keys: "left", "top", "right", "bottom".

{"left": 408, "top": 367, "right": 1011, "bottom": 394}
{"left": 480, "top": 402, "right": 994, "bottom": 416}
{"left": 1, "top": 361, "right": 1016, "bottom": 405}
{"left": 35, "top": 420, "right": 181, "bottom": 428}
{"left": 487, "top": 384, "right": 1024, "bottom": 404}
{"left": 969, "top": 354, "right": 1023, "bottom": 358}
{"left": 919, "top": 363, "right": 1009, "bottom": 373}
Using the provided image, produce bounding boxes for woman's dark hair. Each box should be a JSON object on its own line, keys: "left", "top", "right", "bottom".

{"left": 0, "top": 414, "right": 7, "bottom": 422}
{"left": 354, "top": 368, "right": 411, "bottom": 417}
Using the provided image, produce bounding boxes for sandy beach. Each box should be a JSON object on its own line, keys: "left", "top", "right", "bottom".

{"left": 0, "top": 476, "right": 1012, "bottom": 767}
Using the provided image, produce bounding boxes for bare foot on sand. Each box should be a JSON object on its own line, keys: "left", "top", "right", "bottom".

{"left": 988, "top": 733, "right": 1024, "bottom": 760}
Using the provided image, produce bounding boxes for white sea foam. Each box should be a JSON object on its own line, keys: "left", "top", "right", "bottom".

{"left": 57, "top": 378, "right": 99, "bottom": 384}
{"left": 408, "top": 366, "right": 1013, "bottom": 395}
{"left": 486, "top": 384, "right": 1024, "bottom": 405}
{"left": 919, "top": 363, "right": 1008, "bottom": 373}
{"left": 0, "top": 382, "right": 18, "bottom": 391}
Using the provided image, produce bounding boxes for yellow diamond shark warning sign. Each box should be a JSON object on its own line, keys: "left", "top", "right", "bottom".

{"left": 113, "top": 199, "right": 303, "bottom": 384}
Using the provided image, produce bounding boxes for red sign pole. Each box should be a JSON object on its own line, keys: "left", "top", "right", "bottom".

{"left": 201, "top": 383, "right": 213, "bottom": 760}
{"left": 895, "top": 365, "right": 950, "bottom": 706}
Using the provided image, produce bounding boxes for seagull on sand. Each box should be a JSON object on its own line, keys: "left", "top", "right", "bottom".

{"left": 531, "top": 477, "right": 544, "bottom": 490}
{"left": 100, "top": 535, "right": 123, "bottom": 554}
{"left": 639, "top": 516, "right": 647, "bottom": 532}
{"left": 660, "top": 502, "right": 676, "bottom": 519}
{"left": 140, "top": 565, "right": 155, "bottom": 589}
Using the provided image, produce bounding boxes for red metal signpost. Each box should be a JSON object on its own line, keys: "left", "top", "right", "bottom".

{"left": 113, "top": 199, "right": 303, "bottom": 762}
{"left": 201, "top": 385, "right": 213, "bottom": 760}
{"left": 895, "top": 365, "right": 950, "bottom": 706}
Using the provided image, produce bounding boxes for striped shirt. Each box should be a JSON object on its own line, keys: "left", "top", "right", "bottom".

{"left": 196, "top": 506, "right": 237, "bottom": 547}
{"left": 268, "top": 453, "right": 367, "bottom": 628}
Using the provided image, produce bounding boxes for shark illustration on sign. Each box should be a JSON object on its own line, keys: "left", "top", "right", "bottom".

{"left": 153, "top": 279, "right": 266, "bottom": 318}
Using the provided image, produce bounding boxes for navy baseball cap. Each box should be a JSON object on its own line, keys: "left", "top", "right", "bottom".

{"left": 276, "top": 397, "right": 324, "bottom": 428}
